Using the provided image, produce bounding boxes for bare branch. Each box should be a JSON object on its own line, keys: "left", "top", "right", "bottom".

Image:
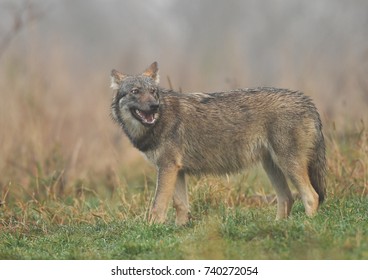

{"left": 0, "top": 0, "right": 45, "bottom": 60}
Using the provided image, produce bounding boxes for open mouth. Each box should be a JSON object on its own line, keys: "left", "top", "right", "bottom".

{"left": 131, "top": 108, "right": 158, "bottom": 125}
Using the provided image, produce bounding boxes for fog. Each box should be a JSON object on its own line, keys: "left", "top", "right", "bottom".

{"left": 1, "top": 0, "right": 368, "bottom": 120}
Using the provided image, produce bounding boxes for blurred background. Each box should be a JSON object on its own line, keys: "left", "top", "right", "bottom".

{"left": 0, "top": 0, "right": 367, "bottom": 195}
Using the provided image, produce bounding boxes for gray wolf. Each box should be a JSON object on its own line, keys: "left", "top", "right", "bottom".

{"left": 110, "top": 62, "right": 326, "bottom": 225}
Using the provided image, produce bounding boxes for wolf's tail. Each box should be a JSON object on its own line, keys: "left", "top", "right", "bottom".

{"left": 308, "top": 129, "right": 326, "bottom": 203}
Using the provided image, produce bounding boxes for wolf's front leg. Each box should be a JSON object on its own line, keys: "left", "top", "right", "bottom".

{"left": 150, "top": 165, "right": 179, "bottom": 224}
{"left": 173, "top": 171, "right": 189, "bottom": 225}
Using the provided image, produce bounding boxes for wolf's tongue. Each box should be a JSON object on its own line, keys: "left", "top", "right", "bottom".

{"left": 142, "top": 112, "right": 154, "bottom": 123}
{"left": 136, "top": 109, "right": 155, "bottom": 124}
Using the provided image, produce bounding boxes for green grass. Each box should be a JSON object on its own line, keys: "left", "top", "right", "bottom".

{"left": 0, "top": 195, "right": 367, "bottom": 259}
{"left": 0, "top": 116, "right": 367, "bottom": 260}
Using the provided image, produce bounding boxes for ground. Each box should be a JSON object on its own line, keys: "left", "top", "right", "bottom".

{"left": 0, "top": 123, "right": 367, "bottom": 259}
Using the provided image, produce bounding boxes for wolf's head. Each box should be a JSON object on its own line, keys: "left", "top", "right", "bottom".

{"left": 110, "top": 62, "right": 160, "bottom": 132}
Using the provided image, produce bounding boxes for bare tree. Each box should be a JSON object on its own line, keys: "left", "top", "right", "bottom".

{"left": 0, "top": 0, "right": 44, "bottom": 60}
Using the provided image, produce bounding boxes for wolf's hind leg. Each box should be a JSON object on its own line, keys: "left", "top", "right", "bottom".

{"left": 287, "top": 165, "right": 319, "bottom": 217}
{"left": 262, "top": 154, "right": 294, "bottom": 219}
{"left": 173, "top": 171, "right": 190, "bottom": 226}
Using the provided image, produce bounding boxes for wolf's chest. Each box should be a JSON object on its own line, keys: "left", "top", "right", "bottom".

{"left": 142, "top": 149, "right": 161, "bottom": 166}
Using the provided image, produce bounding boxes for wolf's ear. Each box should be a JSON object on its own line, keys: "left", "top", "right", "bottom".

{"left": 142, "top": 61, "right": 160, "bottom": 84}
{"left": 110, "top": 69, "right": 126, "bottom": 90}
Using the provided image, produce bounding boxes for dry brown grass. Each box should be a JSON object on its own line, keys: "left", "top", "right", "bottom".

{"left": 0, "top": 36, "right": 367, "bottom": 230}
{"left": 0, "top": 46, "right": 367, "bottom": 262}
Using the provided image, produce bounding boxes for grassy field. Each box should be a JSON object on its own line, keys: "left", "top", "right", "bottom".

{"left": 0, "top": 32, "right": 367, "bottom": 259}
{"left": 0, "top": 115, "right": 367, "bottom": 259}
{"left": 1, "top": 0, "right": 368, "bottom": 263}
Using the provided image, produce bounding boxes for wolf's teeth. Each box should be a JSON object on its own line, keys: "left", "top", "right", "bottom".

{"left": 134, "top": 109, "right": 157, "bottom": 125}
{"left": 136, "top": 109, "right": 143, "bottom": 117}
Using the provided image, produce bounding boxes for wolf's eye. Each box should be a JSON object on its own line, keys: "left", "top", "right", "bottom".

{"left": 149, "top": 88, "right": 157, "bottom": 95}
{"left": 131, "top": 88, "right": 139, "bottom": 95}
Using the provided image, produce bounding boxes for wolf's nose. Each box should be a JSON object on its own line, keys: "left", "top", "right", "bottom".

{"left": 150, "top": 103, "right": 159, "bottom": 111}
